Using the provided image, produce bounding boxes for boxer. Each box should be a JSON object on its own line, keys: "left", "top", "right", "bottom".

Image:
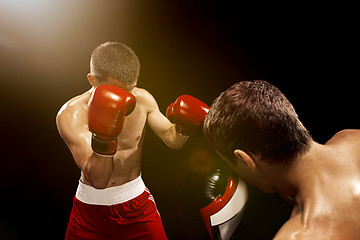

{"left": 204, "top": 80, "right": 360, "bottom": 239}
{"left": 56, "top": 42, "right": 209, "bottom": 239}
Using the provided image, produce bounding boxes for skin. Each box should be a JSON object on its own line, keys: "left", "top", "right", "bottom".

{"left": 220, "top": 129, "right": 360, "bottom": 240}
{"left": 56, "top": 74, "right": 188, "bottom": 189}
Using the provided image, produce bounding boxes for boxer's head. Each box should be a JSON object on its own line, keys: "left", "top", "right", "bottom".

{"left": 204, "top": 80, "right": 312, "bottom": 192}
{"left": 88, "top": 42, "right": 140, "bottom": 91}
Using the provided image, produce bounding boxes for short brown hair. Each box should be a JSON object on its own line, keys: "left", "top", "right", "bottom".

{"left": 204, "top": 80, "right": 312, "bottom": 165}
{"left": 90, "top": 42, "right": 140, "bottom": 84}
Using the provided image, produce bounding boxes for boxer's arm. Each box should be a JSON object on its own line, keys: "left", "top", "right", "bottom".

{"left": 144, "top": 91, "right": 188, "bottom": 149}
{"left": 56, "top": 102, "right": 114, "bottom": 189}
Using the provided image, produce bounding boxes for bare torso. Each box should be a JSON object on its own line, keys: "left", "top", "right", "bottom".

{"left": 57, "top": 87, "right": 187, "bottom": 188}
{"left": 275, "top": 130, "right": 360, "bottom": 239}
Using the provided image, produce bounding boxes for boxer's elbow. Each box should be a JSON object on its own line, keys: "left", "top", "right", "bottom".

{"left": 82, "top": 165, "right": 110, "bottom": 190}
{"left": 162, "top": 126, "right": 188, "bottom": 149}
{"left": 92, "top": 182, "right": 108, "bottom": 190}
{"left": 165, "top": 137, "right": 188, "bottom": 149}
{"left": 88, "top": 175, "right": 109, "bottom": 189}
{"left": 166, "top": 141, "right": 185, "bottom": 149}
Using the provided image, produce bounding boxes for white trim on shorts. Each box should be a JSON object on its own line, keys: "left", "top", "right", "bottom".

{"left": 75, "top": 175, "right": 146, "bottom": 206}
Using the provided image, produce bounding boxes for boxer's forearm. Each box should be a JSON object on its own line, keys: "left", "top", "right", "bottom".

{"left": 163, "top": 124, "right": 189, "bottom": 149}
{"left": 146, "top": 105, "right": 189, "bottom": 149}
{"left": 81, "top": 153, "right": 114, "bottom": 189}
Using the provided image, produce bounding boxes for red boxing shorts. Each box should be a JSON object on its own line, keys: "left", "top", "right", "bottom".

{"left": 65, "top": 175, "right": 167, "bottom": 240}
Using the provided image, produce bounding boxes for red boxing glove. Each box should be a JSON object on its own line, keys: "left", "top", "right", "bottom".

{"left": 166, "top": 95, "right": 209, "bottom": 136}
{"left": 88, "top": 85, "right": 136, "bottom": 156}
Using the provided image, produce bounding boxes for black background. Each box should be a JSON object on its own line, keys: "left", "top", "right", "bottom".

{"left": 0, "top": 1, "right": 358, "bottom": 239}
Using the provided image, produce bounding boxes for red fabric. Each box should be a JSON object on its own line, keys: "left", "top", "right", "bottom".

{"left": 65, "top": 189, "right": 167, "bottom": 240}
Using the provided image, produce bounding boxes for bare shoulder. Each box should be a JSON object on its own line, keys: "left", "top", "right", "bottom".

{"left": 274, "top": 215, "right": 304, "bottom": 240}
{"left": 274, "top": 216, "right": 344, "bottom": 240}
{"left": 326, "top": 129, "right": 360, "bottom": 146}
{"left": 132, "top": 87, "right": 155, "bottom": 102}
{"left": 56, "top": 90, "right": 91, "bottom": 141}
{"left": 131, "top": 87, "right": 158, "bottom": 111}
{"left": 57, "top": 91, "right": 90, "bottom": 121}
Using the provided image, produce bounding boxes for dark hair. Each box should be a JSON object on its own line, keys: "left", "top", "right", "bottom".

{"left": 204, "top": 80, "right": 312, "bottom": 165}
{"left": 90, "top": 42, "right": 140, "bottom": 84}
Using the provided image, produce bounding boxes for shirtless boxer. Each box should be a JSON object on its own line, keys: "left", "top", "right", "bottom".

{"left": 56, "top": 42, "right": 208, "bottom": 239}
{"left": 203, "top": 80, "right": 360, "bottom": 239}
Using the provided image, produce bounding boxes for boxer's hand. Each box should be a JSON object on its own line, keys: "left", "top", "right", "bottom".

{"left": 88, "top": 85, "right": 136, "bottom": 156}
{"left": 166, "top": 95, "right": 209, "bottom": 136}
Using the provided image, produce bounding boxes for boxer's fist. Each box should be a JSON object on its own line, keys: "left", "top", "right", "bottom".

{"left": 166, "top": 95, "right": 209, "bottom": 136}
{"left": 88, "top": 85, "right": 136, "bottom": 155}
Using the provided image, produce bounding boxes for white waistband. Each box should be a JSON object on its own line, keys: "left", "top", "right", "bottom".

{"left": 75, "top": 175, "right": 146, "bottom": 206}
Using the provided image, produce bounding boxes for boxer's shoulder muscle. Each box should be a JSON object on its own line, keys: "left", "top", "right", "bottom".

{"left": 326, "top": 129, "right": 360, "bottom": 145}
{"left": 274, "top": 214, "right": 341, "bottom": 240}
{"left": 326, "top": 129, "right": 360, "bottom": 164}
{"left": 56, "top": 91, "right": 91, "bottom": 144}
{"left": 131, "top": 87, "right": 158, "bottom": 113}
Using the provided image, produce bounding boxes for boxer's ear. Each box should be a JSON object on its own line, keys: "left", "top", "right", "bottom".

{"left": 87, "top": 73, "right": 98, "bottom": 87}
{"left": 234, "top": 149, "right": 256, "bottom": 173}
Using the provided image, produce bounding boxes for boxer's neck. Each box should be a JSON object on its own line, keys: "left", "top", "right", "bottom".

{"left": 264, "top": 141, "right": 323, "bottom": 206}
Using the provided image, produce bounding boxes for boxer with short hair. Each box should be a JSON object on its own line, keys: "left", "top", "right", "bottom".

{"left": 204, "top": 80, "right": 360, "bottom": 239}
{"left": 56, "top": 42, "right": 209, "bottom": 239}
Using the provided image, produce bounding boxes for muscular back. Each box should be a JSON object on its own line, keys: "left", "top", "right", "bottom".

{"left": 57, "top": 87, "right": 186, "bottom": 187}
